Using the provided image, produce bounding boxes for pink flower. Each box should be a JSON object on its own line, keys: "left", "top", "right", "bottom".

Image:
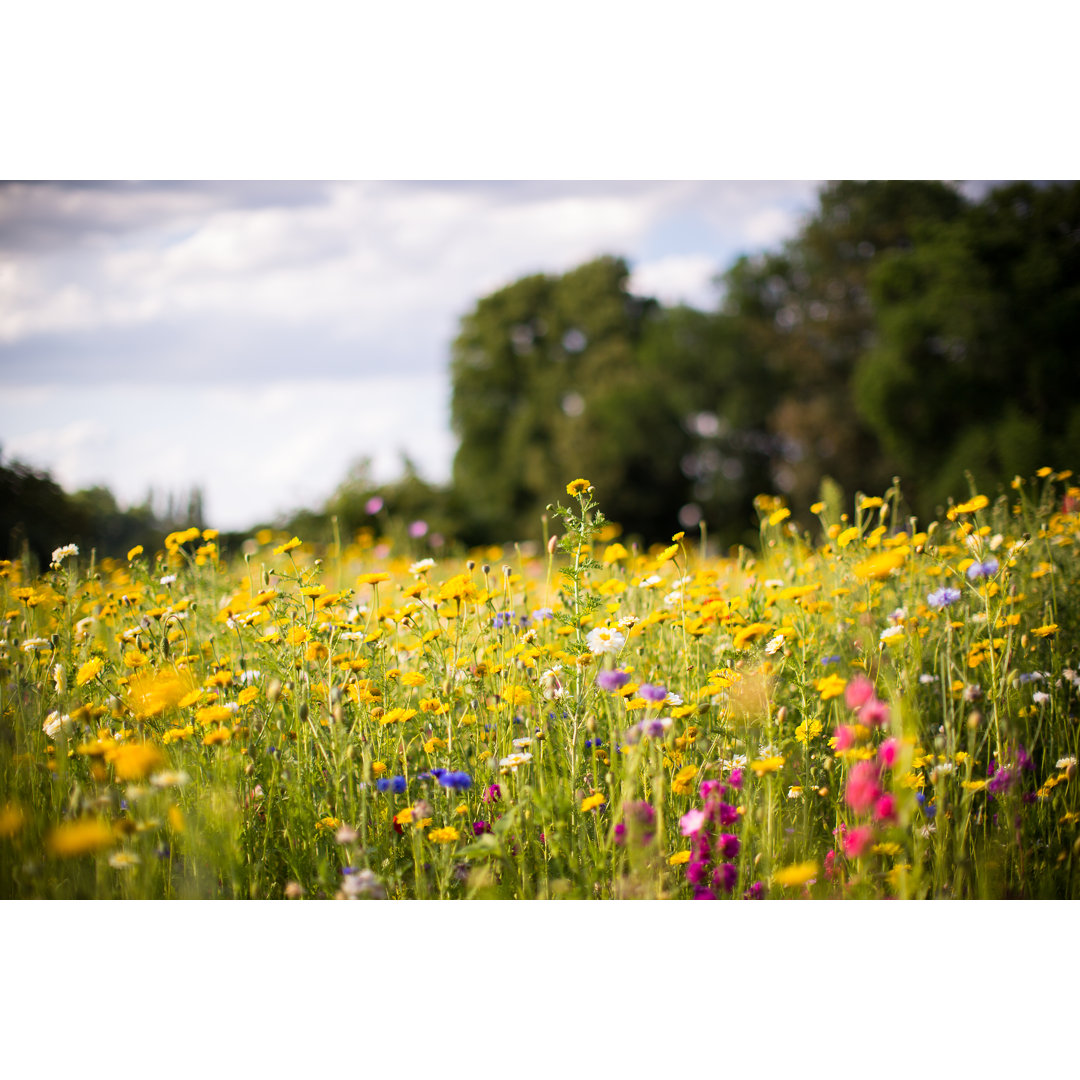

{"left": 680, "top": 809, "right": 707, "bottom": 836}
{"left": 878, "top": 738, "right": 900, "bottom": 769}
{"left": 686, "top": 859, "right": 709, "bottom": 885}
{"left": 845, "top": 675, "right": 876, "bottom": 710}
{"left": 843, "top": 824, "right": 875, "bottom": 859}
{"left": 873, "top": 793, "right": 897, "bottom": 824}
{"left": 699, "top": 779, "right": 726, "bottom": 802}
{"left": 728, "top": 768, "right": 743, "bottom": 790}
{"left": 859, "top": 698, "right": 890, "bottom": 727}
{"left": 834, "top": 725, "right": 856, "bottom": 752}
{"left": 845, "top": 760, "right": 882, "bottom": 814}
{"left": 824, "top": 850, "right": 836, "bottom": 880}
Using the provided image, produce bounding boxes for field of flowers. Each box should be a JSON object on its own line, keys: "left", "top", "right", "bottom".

{"left": 1, "top": 469, "right": 1078, "bottom": 900}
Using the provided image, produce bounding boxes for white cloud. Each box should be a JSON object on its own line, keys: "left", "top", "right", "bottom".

{"left": 630, "top": 254, "right": 720, "bottom": 309}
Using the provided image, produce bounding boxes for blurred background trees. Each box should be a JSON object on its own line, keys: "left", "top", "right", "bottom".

{"left": 6, "top": 180, "right": 1080, "bottom": 560}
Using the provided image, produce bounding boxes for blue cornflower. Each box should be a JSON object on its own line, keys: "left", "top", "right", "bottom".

{"left": 820, "top": 655, "right": 841, "bottom": 666}
{"left": 437, "top": 771, "right": 472, "bottom": 791}
{"left": 376, "top": 776, "right": 407, "bottom": 794}
{"left": 927, "top": 586, "right": 962, "bottom": 609}
{"left": 492, "top": 611, "right": 515, "bottom": 630}
{"left": 585, "top": 738, "right": 603, "bottom": 749}
{"left": 967, "top": 557, "right": 999, "bottom": 581}
{"left": 532, "top": 607, "right": 554, "bottom": 622}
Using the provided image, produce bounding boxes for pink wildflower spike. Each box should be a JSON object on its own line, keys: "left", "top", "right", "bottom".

{"left": 843, "top": 824, "right": 875, "bottom": 859}
{"left": 873, "top": 793, "right": 897, "bottom": 824}
{"left": 834, "top": 725, "right": 856, "bottom": 752}
{"left": 680, "top": 809, "right": 707, "bottom": 836}
{"left": 879, "top": 738, "right": 900, "bottom": 769}
{"left": 845, "top": 760, "right": 882, "bottom": 814}
{"left": 859, "top": 697, "right": 890, "bottom": 727}
{"left": 845, "top": 675, "right": 876, "bottom": 710}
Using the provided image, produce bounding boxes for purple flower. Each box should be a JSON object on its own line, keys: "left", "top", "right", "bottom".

{"left": 686, "top": 859, "right": 709, "bottom": 885}
{"left": 365, "top": 496, "right": 384, "bottom": 515}
{"left": 967, "top": 558, "right": 999, "bottom": 581}
{"left": 927, "top": 586, "right": 962, "bottom": 609}
{"left": 595, "top": 669, "right": 631, "bottom": 692}
{"left": 692, "top": 886, "right": 718, "bottom": 900}
{"left": 1016, "top": 745, "right": 1034, "bottom": 772}
{"left": 744, "top": 881, "right": 765, "bottom": 900}
{"left": 987, "top": 767, "right": 1016, "bottom": 796}
{"left": 482, "top": 784, "right": 501, "bottom": 803}
{"left": 437, "top": 771, "right": 472, "bottom": 791}
{"left": 638, "top": 683, "right": 668, "bottom": 702}
{"left": 472, "top": 820, "right": 492, "bottom": 836}
{"left": 712, "top": 862, "right": 738, "bottom": 894}
{"left": 716, "top": 803, "right": 738, "bottom": 826}
{"left": 408, "top": 520, "right": 429, "bottom": 539}
{"left": 718, "top": 833, "right": 740, "bottom": 859}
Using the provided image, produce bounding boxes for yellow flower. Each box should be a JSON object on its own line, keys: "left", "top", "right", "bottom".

{"left": 76, "top": 657, "right": 104, "bottom": 686}
{"left": 581, "top": 793, "right": 605, "bottom": 812}
{"left": 316, "top": 816, "right": 342, "bottom": 834}
{"left": 400, "top": 672, "right": 426, "bottom": 687}
{"left": 196, "top": 704, "right": 234, "bottom": 726}
{"left": 566, "top": 478, "right": 591, "bottom": 496}
{"left": 795, "top": 718, "right": 823, "bottom": 744}
{"left": 380, "top": 707, "right": 417, "bottom": 726}
{"left": 858, "top": 496, "right": 884, "bottom": 510}
{"left": 853, "top": 547, "right": 908, "bottom": 581}
{"left": 428, "top": 826, "right": 460, "bottom": 844}
{"left": 814, "top": 673, "right": 847, "bottom": 700}
{"left": 656, "top": 542, "right": 680, "bottom": 565}
{"left": 750, "top": 756, "right": 784, "bottom": 777}
{"left": 357, "top": 572, "right": 391, "bottom": 585}
{"left": 1032, "top": 623, "right": 1059, "bottom": 637}
{"left": 46, "top": 818, "right": 115, "bottom": 858}
{"left": 202, "top": 727, "right": 232, "bottom": 746}
{"left": 773, "top": 861, "right": 818, "bottom": 887}
{"left": 106, "top": 742, "right": 164, "bottom": 781}
{"left": 237, "top": 686, "right": 259, "bottom": 707}
{"left": 668, "top": 850, "right": 691, "bottom": 866}
{"left": 732, "top": 622, "right": 773, "bottom": 650}
{"left": 603, "top": 542, "right": 629, "bottom": 564}
{"left": 671, "top": 764, "right": 699, "bottom": 795}
{"left": 126, "top": 545, "right": 144, "bottom": 560}
{"left": 273, "top": 536, "right": 302, "bottom": 554}
{"left": 768, "top": 507, "right": 790, "bottom": 526}
{"left": 836, "top": 526, "right": 860, "bottom": 548}
{"left": 0, "top": 803, "right": 27, "bottom": 838}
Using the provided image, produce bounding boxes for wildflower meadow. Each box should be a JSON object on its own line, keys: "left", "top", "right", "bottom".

{"left": 2, "top": 468, "right": 1079, "bottom": 900}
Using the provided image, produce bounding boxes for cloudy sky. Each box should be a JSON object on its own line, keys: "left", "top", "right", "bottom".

{"left": 0, "top": 180, "right": 821, "bottom": 529}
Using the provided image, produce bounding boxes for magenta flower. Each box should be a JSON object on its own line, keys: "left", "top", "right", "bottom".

{"left": 879, "top": 738, "right": 900, "bottom": 769}
{"left": 845, "top": 675, "right": 876, "bottom": 710}
{"left": 834, "top": 725, "right": 856, "bottom": 752}
{"left": 843, "top": 824, "right": 875, "bottom": 859}
{"left": 692, "top": 886, "right": 718, "bottom": 900}
{"left": 680, "top": 809, "right": 707, "bottom": 836}
{"left": 718, "top": 833, "right": 740, "bottom": 859}
{"left": 482, "top": 784, "right": 501, "bottom": 803}
{"left": 712, "top": 863, "right": 738, "bottom": 894}
{"left": 686, "top": 859, "right": 709, "bottom": 885}
{"left": 728, "top": 768, "right": 743, "bottom": 790}
{"left": 859, "top": 697, "right": 890, "bottom": 727}
{"left": 364, "top": 496, "right": 384, "bottom": 515}
{"left": 845, "top": 760, "right": 882, "bottom": 814}
{"left": 873, "top": 793, "right": 897, "bottom": 823}
{"left": 699, "top": 779, "right": 726, "bottom": 802}
{"left": 408, "top": 520, "right": 428, "bottom": 539}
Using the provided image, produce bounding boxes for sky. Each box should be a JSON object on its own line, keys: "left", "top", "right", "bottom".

{"left": 0, "top": 180, "right": 822, "bottom": 530}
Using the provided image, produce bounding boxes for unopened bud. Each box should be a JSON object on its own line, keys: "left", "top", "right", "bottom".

{"left": 968, "top": 711, "right": 982, "bottom": 730}
{"left": 547, "top": 535, "right": 559, "bottom": 555}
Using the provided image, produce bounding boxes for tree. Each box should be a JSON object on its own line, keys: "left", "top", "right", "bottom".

{"left": 450, "top": 256, "right": 672, "bottom": 542}
{"left": 855, "top": 181, "right": 1080, "bottom": 511}
{"left": 720, "top": 181, "right": 967, "bottom": 510}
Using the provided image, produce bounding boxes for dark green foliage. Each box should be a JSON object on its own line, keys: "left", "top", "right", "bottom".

{"left": 855, "top": 181, "right": 1080, "bottom": 511}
